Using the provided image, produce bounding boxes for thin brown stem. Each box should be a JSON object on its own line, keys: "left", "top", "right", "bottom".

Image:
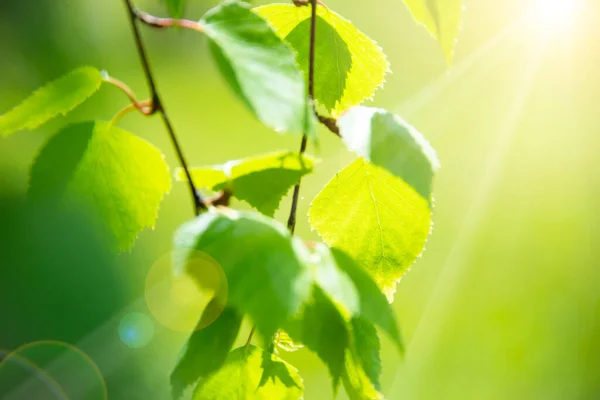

{"left": 287, "top": 0, "right": 318, "bottom": 234}
{"left": 123, "top": 0, "right": 206, "bottom": 214}
{"left": 245, "top": 326, "right": 256, "bottom": 353}
{"left": 134, "top": 9, "right": 204, "bottom": 33}
{"left": 317, "top": 113, "right": 340, "bottom": 136}
{"left": 104, "top": 76, "right": 153, "bottom": 115}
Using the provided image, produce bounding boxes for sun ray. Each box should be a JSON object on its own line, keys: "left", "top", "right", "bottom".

{"left": 388, "top": 27, "right": 550, "bottom": 399}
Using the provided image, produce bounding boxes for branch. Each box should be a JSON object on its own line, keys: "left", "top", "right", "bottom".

{"left": 317, "top": 113, "right": 340, "bottom": 136}
{"left": 122, "top": 0, "right": 206, "bottom": 214}
{"left": 133, "top": 9, "right": 204, "bottom": 32}
{"left": 104, "top": 75, "right": 153, "bottom": 115}
{"left": 286, "top": 0, "right": 318, "bottom": 234}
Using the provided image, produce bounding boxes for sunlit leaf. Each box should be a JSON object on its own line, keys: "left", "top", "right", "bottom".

{"left": 192, "top": 345, "right": 303, "bottom": 400}
{"left": 337, "top": 106, "right": 439, "bottom": 204}
{"left": 348, "top": 318, "right": 382, "bottom": 393}
{"left": 29, "top": 121, "right": 171, "bottom": 252}
{"left": 309, "top": 158, "right": 432, "bottom": 300}
{"left": 0, "top": 67, "right": 103, "bottom": 136}
{"left": 177, "top": 151, "right": 315, "bottom": 217}
{"left": 200, "top": 0, "right": 315, "bottom": 136}
{"left": 171, "top": 304, "right": 243, "bottom": 399}
{"left": 285, "top": 287, "right": 349, "bottom": 390}
{"left": 174, "top": 208, "right": 313, "bottom": 338}
{"left": 276, "top": 330, "right": 304, "bottom": 353}
{"left": 332, "top": 248, "right": 403, "bottom": 351}
{"left": 255, "top": 4, "right": 389, "bottom": 117}
{"left": 402, "top": 0, "right": 463, "bottom": 64}
{"left": 342, "top": 350, "right": 383, "bottom": 400}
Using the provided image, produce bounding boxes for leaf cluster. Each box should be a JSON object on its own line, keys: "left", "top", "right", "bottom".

{"left": 0, "top": 0, "right": 464, "bottom": 398}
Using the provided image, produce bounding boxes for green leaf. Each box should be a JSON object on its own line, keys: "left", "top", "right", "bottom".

{"left": 285, "top": 287, "right": 349, "bottom": 390}
{"left": 255, "top": 4, "right": 389, "bottom": 117}
{"left": 331, "top": 248, "right": 403, "bottom": 351}
{"left": 29, "top": 121, "right": 171, "bottom": 252}
{"left": 337, "top": 106, "right": 439, "bottom": 204}
{"left": 200, "top": 0, "right": 315, "bottom": 136}
{"left": 276, "top": 330, "right": 304, "bottom": 353}
{"left": 342, "top": 350, "right": 383, "bottom": 400}
{"left": 192, "top": 345, "right": 303, "bottom": 400}
{"left": 402, "top": 0, "right": 463, "bottom": 64}
{"left": 309, "top": 158, "right": 432, "bottom": 300}
{"left": 174, "top": 209, "right": 312, "bottom": 338}
{"left": 177, "top": 151, "right": 315, "bottom": 217}
{"left": 171, "top": 304, "right": 243, "bottom": 399}
{"left": 349, "top": 318, "right": 382, "bottom": 392}
{"left": 162, "top": 0, "right": 185, "bottom": 18}
{"left": 0, "top": 67, "right": 103, "bottom": 136}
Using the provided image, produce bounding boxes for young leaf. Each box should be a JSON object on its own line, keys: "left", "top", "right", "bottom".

{"left": 177, "top": 151, "right": 315, "bottom": 217}
{"left": 309, "top": 158, "right": 431, "bottom": 300}
{"left": 276, "top": 330, "right": 304, "bottom": 353}
{"left": 402, "top": 0, "right": 463, "bottom": 64}
{"left": 192, "top": 345, "right": 304, "bottom": 400}
{"left": 285, "top": 287, "right": 349, "bottom": 390}
{"left": 255, "top": 4, "right": 389, "bottom": 117}
{"left": 342, "top": 350, "right": 383, "bottom": 400}
{"left": 200, "top": 0, "right": 315, "bottom": 136}
{"left": 349, "top": 318, "right": 382, "bottom": 392}
{"left": 0, "top": 67, "right": 103, "bottom": 136}
{"left": 337, "top": 106, "right": 439, "bottom": 204}
{"left": 29, "top": 122, "right": 171, "bottom": 252}
{"left": 331, "top": 248, "right": 403, "bottom": 351}
{"left": 174, "top": 209, "right": 312, "bottom": 338}
{"left": 162, "top": 0, "right": 185, "bottom": 18}
{"left": 171, "top": 304, "right": 243, "bottom": 400}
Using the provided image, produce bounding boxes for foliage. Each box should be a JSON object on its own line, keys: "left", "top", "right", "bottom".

{"left": 401, "top": 0, "right": 463, "bottom": 64}
{"left": 176, "top": 151, "right": 315, "bottom": 217}
{"left": 255, "top": 4, "right": 389, "bottom": 117}
{"left": 0, "top": 0, "right": 463, "bottom": 398}
{"left": 29, "top": 121, "right": 171, "bottom": 252}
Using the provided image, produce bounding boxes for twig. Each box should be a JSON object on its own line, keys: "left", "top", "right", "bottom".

{"left": 317, "top": 113, "right": 340, "bottom": 136}
{"left": 286, "top": 0, "right": 318, "bottom": 234}
{"left": 133, "top": 9, "right": 204, "bottom": 32}
{"left": 123, "top": 0, "right": 206, "bottom": 214}
{"left": 104, "top": 75, "right": 153, "bottom": 115}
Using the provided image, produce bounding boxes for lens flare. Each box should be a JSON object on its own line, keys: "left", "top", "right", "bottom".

{"left": 118, "top": 312, "right": 155, "bottom": 349}
{"left": 0, "top": 341, "right": 107, "bottom": 400}
{"left": 145, "top": 249, "right": 227, "bottom": 332}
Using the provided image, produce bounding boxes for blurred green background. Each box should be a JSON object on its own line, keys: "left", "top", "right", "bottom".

{"left": 1, "top": 0, "right": 599, "bottom": 398}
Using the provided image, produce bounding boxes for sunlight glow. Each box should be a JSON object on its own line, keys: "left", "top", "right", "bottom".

{"left": 534, "top": 0, "right": 578, "bottom": 34}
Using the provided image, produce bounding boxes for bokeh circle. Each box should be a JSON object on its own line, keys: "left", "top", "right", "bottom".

{"left": 144, "top": 249, "right": 227, "bottom": 332}
{"left": 0, "top": 341, "right": 107, "bottom": 400}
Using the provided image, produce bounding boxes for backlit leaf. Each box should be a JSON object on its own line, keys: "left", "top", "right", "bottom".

{"left": 192, "top": 345, "right": 303, "bottom": 400}
{"left": 402, "top": 0, "right": 463, "bottom": 64}
{"left": 349, "top": 317, "right": 382, "bottom": 393}
{"left": 200, "top": 1, "right": 315, "bottom": 136}
{"left": 177, "top": 151, "right": 315, "bottom": 217}
{"left": 171, "top": 304, "right": 243, "bottom": 399}
{"left": 255, "top": 4, "right": 389, "bottom": 117}
{"left": 285, "top": 287, "right": 349, "bottom": 390}
{"left": 276, "top": 330, "right": 304, "bottom": 353}
{"left": 309, "top": 158, "right": 432, "bottom": 300}
{"left": 29, "top": 121, "right": 171, "bottom": 252}
{"left": 337, "top": 106, "right": 439, "bottom": 204}
{"left": 332, "top": 248, "right": 403, "bottom": 351}
{"left": 0, "top": 67, "right": 103, "bottom": 136}
{"left": 174, "top": 208, "right": 312, "bottom": 338}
